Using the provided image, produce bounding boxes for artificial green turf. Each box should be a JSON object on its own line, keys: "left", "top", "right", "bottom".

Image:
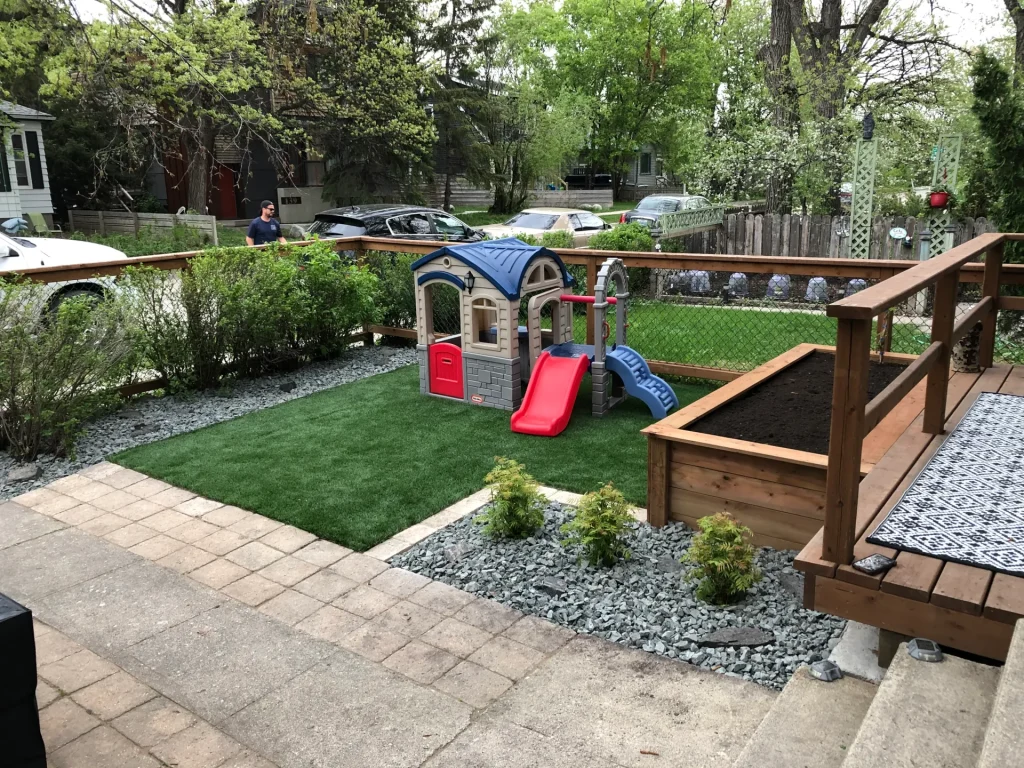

{"left": 113, "top": 365, "right": 713, "bottom": 552}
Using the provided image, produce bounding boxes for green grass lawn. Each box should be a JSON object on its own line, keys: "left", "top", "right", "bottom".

{"left": 114, "top": 365, "right": 713, "bottom": 552}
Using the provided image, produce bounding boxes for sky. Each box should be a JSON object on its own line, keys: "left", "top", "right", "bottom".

{"left": 71, "top": 0, "right": 1015, "bottom": 47}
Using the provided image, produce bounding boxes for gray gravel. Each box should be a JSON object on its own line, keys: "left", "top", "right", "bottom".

{"left": 0, "top": 345, "right": 417, "bottom": 499}
{"left": 391, "top": 501, "right": 845, "bottom": 689}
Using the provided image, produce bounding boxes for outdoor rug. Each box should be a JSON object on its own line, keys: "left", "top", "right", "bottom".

{"left": 867, "top": 392, "right": 1024, "bottom": 576}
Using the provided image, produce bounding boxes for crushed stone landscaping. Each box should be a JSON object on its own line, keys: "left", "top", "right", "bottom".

{"left": 391, "top": 500, "right": 846, "bottom": 690}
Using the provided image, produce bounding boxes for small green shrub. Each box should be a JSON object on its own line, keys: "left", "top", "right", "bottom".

{"left": 0, "top": 282, "right": 137, "bottom": 458}
{"left": 560, "top": 483, "right": 634, "bottom": 566}
{"left": 682, "top": 512, "right": 762, "bottom": 605}
{"left": 587, "top": 222, "right": 653, "bottom": 252}
{"left": 362, "top": 251, "right": 418, "bottom": 332}
{"left": 510, "top": 230, "right": 575, "bottom": 249}
{"left": 477, "top": 457, "right": 546, "bottom": 538}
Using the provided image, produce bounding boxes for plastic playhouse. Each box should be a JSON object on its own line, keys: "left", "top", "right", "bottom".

{"left": 409, "top": 238, "right": 678, "bottom": 436}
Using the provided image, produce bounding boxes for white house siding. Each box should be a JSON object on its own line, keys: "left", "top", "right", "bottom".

{"left": 0, "top": 131, "right": 22, "bottom": 219}
{"left": 13, "top": 120, "right": 54, "bottom": 215}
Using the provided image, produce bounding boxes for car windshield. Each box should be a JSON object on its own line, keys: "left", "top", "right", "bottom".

{"left": 637, "top": 197, "right": 681, "bottom": 213}
{"left": 308, "top": 218, "right": 366, "bottom": 237}
{"left": 505, "top": 213, "right": 558, "bottom": 230}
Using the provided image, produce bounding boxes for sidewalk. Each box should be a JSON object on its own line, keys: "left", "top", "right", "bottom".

{"left": 1, "top": 464, "right": 775, "bottom": 767}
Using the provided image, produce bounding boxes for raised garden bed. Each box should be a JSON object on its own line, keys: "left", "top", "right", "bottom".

{"left": 644, "top": 344, "right": 911, "bottom": 551}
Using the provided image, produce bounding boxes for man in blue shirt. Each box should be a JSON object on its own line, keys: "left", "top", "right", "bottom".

{"left": 246, "top": 200, "right": 287, "bottom": 246}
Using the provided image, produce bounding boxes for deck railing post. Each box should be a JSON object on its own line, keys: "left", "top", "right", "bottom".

{"left": 823, "top": 317, "right": 872, "bottom": 564}
{"left": 585, "top": 257, "right": 598, "bottom": 345}
{"left": 978, "top": 241, "right": 1004, "bottom": 370}
{"left": 924, "top": 272, "right": 958, "bottom": 434}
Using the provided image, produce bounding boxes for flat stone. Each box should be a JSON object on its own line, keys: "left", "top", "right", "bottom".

{"left": 293, "top": 539, "right": 352, "bottom": 568}
{"left": 444, "top": 541, "right": 474, "bottom": 563}
{"left": 225, "top": 541, "right": 285, "bottom": 571}
{"left": 127, "top": 602, "right": 333, "bottom": 724}
{"left": 91, "top": 489, "right": 143, "bottom": 513}
{"left": 166, "top": 519, "right": 220, "bottom": 544}
{"left": 116, "top": 499, "right": 166, "bottom": 522}
{"left": 407, "top": 580, "right": 475, "bottom": 616}
{"left": 489, "top": 635, "right": 775, "bottom": 768}
{"left": 228, "top": 515, "right": 283, "bottom": 539}
{"left": 432, "top": 662, "right": 513, "bottom": 710}
{"left": 221, "top": 574, "right": 286, "bottom": 607}
{"left": 79, "top": 512, "right": 130, "bottom": 537}
{"left": 34, "top": 629, "right": 83, "bottom": 665}
{"left": 79, "top": 462, "right": 123, "bottom": 481}
{"left": 129, "top": 534, "right": 186, "bottom": 561}
{"left": 333, "top": 585, "right": 400, "bottom": 619}
{"left": 375, "top": 600, "right": 443, "bottom": 637}
{"left": 0, "top": 501, "right": 64, "bottom": 550}
{"left": 222, "top": 653, "right": 471, "bottom": 768}
{"left": 6, "top": 463, "right": 40, "bottom": 482}
{"left": 258, "top": 590, "right": 323, "bottom": 626}
{"left": 422, "top": 617, "right": 493, "bottom": 658}
{"left": 149, "top": 487, "right": 197, "bottom": 508}
{"left": 139, "top": 508, "right": 193, "bottom": 533}
{"left": 194, "top": 529, "right": 249, "bottom": 556}
{"left": 657, "top": 555, "right": 683, "bottom": 573}
{"left": 37, "top": 679, "right": 61, "bottom": 708}
{"left": 829, "top": 621, "right": 886, "bottom": 684}
{"left": 189, "top": 558, "right": 251, "bottom": 590}
{"left": 337, "top": 622, "right": 410, "bottom": 662}
{"left": 293, "top": 569, "right": 357, "bottom": 602}
{"left": 259, "top": 525, "right": 317, "bottom": 554}
{"left": 102, "top": 468, "right": 149, "bottom": 490}
{"left": 330, "top": 552, "right": 390, "bottom": 583}
{"left": 157, "top": 544, "right": 217, "bottom": 574}
{"left": 50, "top": 725, "right": 163, "bottom": 768}
{"left": 104, "top": 522, "right": 158, "bottom": 548}
{"left": 369, "top": 567, "right": 431, "bottom": 599}
{"left": 111, "top": 696, "right": 197, "bottom": 748}
{"left": 219, "top": 751, "right": 280, "bottom": 768}
{"left": 698, "top": 627, "right": 775, "bottom": 649}
{"left": 71, "top": 671, "right": 157, "bottom": 720}
{"left": 383, "top": 639, "right": 460, "bottom": 684}
{"left": 294, "top": 605, "right": 366, "bottom": 644}
{"left": 66, "top": 480, "right": 117, "bottom": 503}
{"left": 0, "top": 528, "right": 135, "bottom": 602}
{"left": 121, "top": 477, "right": 173, "bottom": 499}
{"left": 39, "top": 648, "right": 119, "bottom": 694}
{"left": 54, "top": 503, "right": 105, "bottom": 525}
{"left": 469, "top": 635, "right": 546, "bottom": 680}
{"left": 151, "top": 721, "right": 243, "bottom": 768}
{"left": 39, "top": 698, "right": 101, "bottom": 751}
{"left": 279, "top": 380, "right": 297, "bottom": 392}
{"left": 175, "top": 497, "right": 225, "bottom": 518}
{"left": 535, "top": 576, "right": 568, "bottom": 596}
{"left": 201, "top": 505, "right": 252, "bottom": 528}
{"left": 132, "top": 424, "right": 160, "bottom": 436}
{"left": 502, "top": 615, "right": 574, "bottom": 654}
{"left": 35, "top": 561, "right": 220, "bottom": 649}
{"left": 258, "top": 555, "right": 320, "bottom": 587}
{"left": 455, "top": 598, "right": 522, "bottom": 634}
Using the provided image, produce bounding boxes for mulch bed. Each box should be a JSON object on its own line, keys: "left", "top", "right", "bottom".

{"left": 689, "top": 351, "right": 905, "bottom": 455}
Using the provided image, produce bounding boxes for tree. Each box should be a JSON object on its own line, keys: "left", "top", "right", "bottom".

{"left": 759, "top": 0, "right": 798, "bottom": 211}
{"left": 1006, "top": 0, "right": 1024, "bottom": 84}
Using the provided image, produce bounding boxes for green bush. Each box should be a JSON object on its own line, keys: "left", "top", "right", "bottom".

{"left": 587, "top": 222, "right": 653, "bottom": 252}
{"left": 560, "top": 483, "right": 634, "bottom": 566}
{"left": 0, "top": 282, "right": 137, "bottom": 458}
{"left": 682, "top": 512, "right": 762, "bottom": 604}
{"left": 71, "top": 224, "right": 217, "bottom": 257}
{"left": 296, "top": 243, "right": 379, "bottom": 359}
{"left": 362, "top": 250, "right": 418, "bottom": 332}
{"left": 477, "top": 457, "right": 546, "bottom": 538}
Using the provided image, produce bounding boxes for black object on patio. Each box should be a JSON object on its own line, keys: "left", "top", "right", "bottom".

{"left": 0, "top": 592, "right": 46, "bottom": 768}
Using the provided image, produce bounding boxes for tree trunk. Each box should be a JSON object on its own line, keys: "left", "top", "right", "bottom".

{"left": 760, "top": 0, "right": 798, "bottom": 213}
{"left": 1008, "top": 0, "right": 1024, "bottom": 85}
{"left": 185, "top": 116, "right": 216, "bottom": 214}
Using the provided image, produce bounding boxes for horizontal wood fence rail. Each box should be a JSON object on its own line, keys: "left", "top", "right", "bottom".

{"left": 821, "top": 233, "right": 1009, "bottom": 565}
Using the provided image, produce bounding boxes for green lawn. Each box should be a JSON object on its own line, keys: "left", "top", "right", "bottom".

{"left": 114, "top": 365, "right": 713, "bottom": 551}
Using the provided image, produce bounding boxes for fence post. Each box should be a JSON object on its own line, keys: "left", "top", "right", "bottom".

{"left": 646, "top": 436, "right": 669, "bottom": 527}
{"left": 924, "top": 272, "right": 957, "bottom": 434}
{"left": 211, "top": 216, "right": 219, "bottom": 246}
{"left": 585, "top": 257, "right": 598, "bottom": 345}
{"left": 823, "top": 317, "right": 872, "bottom": 564}
{"left": 98, "top": 210, "right": 106, "bottom": 236}
{"left": 978, "top": 240, "right": 1004, "bottom": 369}
{"left": 132, "top": 211, "right": 140, "bottom": 237}
{"left": 68, "top": 209, "right": 75, "bottom": 233}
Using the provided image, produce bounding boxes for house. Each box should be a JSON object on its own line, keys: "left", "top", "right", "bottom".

{"left": 0, "top": 102, "right": 56, "bottom": 226}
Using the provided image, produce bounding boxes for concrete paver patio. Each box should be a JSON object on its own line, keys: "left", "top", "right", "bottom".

{"left": 1, "top": 463, "right": 777, "bottom": 767}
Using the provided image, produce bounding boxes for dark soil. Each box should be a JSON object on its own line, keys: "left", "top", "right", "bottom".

{"left": 689, "top": 351, "right": 905, "bottom": 455}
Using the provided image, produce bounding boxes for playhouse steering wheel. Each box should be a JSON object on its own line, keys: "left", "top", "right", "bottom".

{"left": 602, "top": 321, "right": 610, "bottom": 341}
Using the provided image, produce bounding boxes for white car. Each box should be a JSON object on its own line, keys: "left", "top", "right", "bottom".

{"left": 480, "top": 207, "right": 611, "bottom": 247}
{"left": 0, "top": 232, "right": 127, "bottom": 310}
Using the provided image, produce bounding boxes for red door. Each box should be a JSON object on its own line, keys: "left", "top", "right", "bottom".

{"left": 429, "top": 343, "right": 464, "bottom": 399}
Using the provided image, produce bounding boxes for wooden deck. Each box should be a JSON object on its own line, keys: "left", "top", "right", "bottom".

{"left": 795, "top": 364, "right": 1024, "bottom": 661}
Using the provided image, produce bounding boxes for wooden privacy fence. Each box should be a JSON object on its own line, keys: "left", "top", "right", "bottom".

{"left": 667, "top": 212, "right": 997, "bottom": 260}
{"left": 67, "top": 210, "right": 219, "bottom": 245}
{"left": 427, "top": 185, "right": 614, "bottom": 209}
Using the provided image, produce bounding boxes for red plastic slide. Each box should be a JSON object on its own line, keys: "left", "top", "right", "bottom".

{"left": 511, "top": 351, "right": 590, "bottom": 437}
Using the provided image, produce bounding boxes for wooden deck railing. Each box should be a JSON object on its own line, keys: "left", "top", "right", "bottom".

{"left": 820, "top": 232, "right": 1018, "bottom": 564}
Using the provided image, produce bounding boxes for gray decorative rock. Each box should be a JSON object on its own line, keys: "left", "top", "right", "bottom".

{"left": 766, "top": 274, "right": 791, "bottom": 300}
{"left": 779, "top": 572, "right": 804, "bottom": 599}
{"left": 698, "top": 627, "right": 775, "bottom": 649}
{"left": 6, "top": 463, "right": 40, "bottom": 483}
{"left": 657, "top": 555, "right": 683, "bottom": 573}
{"left": 279, "top": 380, "right": 298, "bottom": 393}
{"left": 690, "top": 271, "right": 712, "bottom": 294}
{"left": 536, "top": 576, "right": 568, "bottom": 596}
{"left": 845, "top": 278, "right": 868, "bottom": 297}
{"left": 804, "top": 277, "right": 829, "bottom": 303}
{"left": 727, "top": 272, "right": 748, "bottom": 297}
{"left": 117, "top": 409, "right": 143, "bottom": 421}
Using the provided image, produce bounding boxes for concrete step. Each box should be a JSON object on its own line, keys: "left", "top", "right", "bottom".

{"left": 840, "top": 644, "right": 999, "bottom": 768}
{"left": 731, "top": 667, "right": 876, "bottom": 768}
{"left": 977, "top": 622, "right": 1024, "bottom": 768}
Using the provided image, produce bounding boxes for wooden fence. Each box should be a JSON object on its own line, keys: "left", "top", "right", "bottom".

{"left": 427, "top": 184, "right": 614, "bottom": 210}
{"left": 67, "top": 210, "right": 219, "bottom": 245}
{"left": 667, "top": 213, "right": 997, "bottom": 260}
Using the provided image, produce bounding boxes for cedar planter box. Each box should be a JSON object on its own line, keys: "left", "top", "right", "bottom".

{"left": 643, "top": 344, "right": 911, "bottom": 550}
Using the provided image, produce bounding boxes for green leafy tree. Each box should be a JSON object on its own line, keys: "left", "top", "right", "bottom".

{"left": 477, "top": 457, "right": 546, "bottom": 538}
{"left": 561, "top": 483, "right": 634, "bottom": 566}
{"left": 683, "top": 512, "right": 762, "bottom": 604}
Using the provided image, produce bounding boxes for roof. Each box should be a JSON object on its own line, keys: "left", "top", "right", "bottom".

{"left": 410, "top": 238, "right": 573, "bottom": 301}
{"left": 315, "top": 204, "right": 442, "bottom": 221}
{"left": 0, "top": 102, "right": 55, "bottom": 122}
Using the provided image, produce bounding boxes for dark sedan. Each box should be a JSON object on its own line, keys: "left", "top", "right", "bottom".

{"left": 619, "top": 195, "right": 712, "bottom": 235}
{"left": 298, "top": 205, "right": 484, "bottom": 243}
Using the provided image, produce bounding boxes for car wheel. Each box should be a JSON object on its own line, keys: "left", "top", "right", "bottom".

{"left": 48, "top": 286, "right": 105, "bottom": 315}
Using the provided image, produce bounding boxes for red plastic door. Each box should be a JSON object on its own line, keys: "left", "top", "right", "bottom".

{"left": 429, "top": 342, "right": 464, "bottom": 399}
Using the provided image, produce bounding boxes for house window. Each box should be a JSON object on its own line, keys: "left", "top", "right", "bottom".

{"left": 0, "top": 141, "right": 10, "bottom": 193}
{"left": 639, "top": 152, "right": 652, "bottom": 176}
{"left": 10, "top": 135, "right": 28, "bottom": 187}
{"left": 25, "top": 131, "right": 44, "bottom": 189}
{"left": 472, "top": 297, "right": 499, "bottom": 345}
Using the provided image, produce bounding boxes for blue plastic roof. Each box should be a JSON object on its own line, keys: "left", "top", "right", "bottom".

{"left": 409, "top": 238, "right": 573, "bottom": 301}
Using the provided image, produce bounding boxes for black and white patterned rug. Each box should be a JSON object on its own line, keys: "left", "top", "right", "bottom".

{"left": 867, "top": 392, "right": 1024, "bottom": 576}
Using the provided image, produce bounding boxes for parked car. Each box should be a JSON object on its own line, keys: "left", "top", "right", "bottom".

{"left": 620, "top": 194, "right": 712, "bottom": 236}
{"left": 294, "top": 205, "right": 483, "bottom": 243}
{"left": 0, "top": 232, "right": 126, "bottom": 311}
{"left": 480, "top": 207, "right": 611, "bottom": 247}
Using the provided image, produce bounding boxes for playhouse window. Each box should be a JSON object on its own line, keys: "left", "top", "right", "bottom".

{"left": 525, "top": 262, "right": 558, "bottom": 288}
{"left": 472, "top": 298, "right": 499, "bottom": 345}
